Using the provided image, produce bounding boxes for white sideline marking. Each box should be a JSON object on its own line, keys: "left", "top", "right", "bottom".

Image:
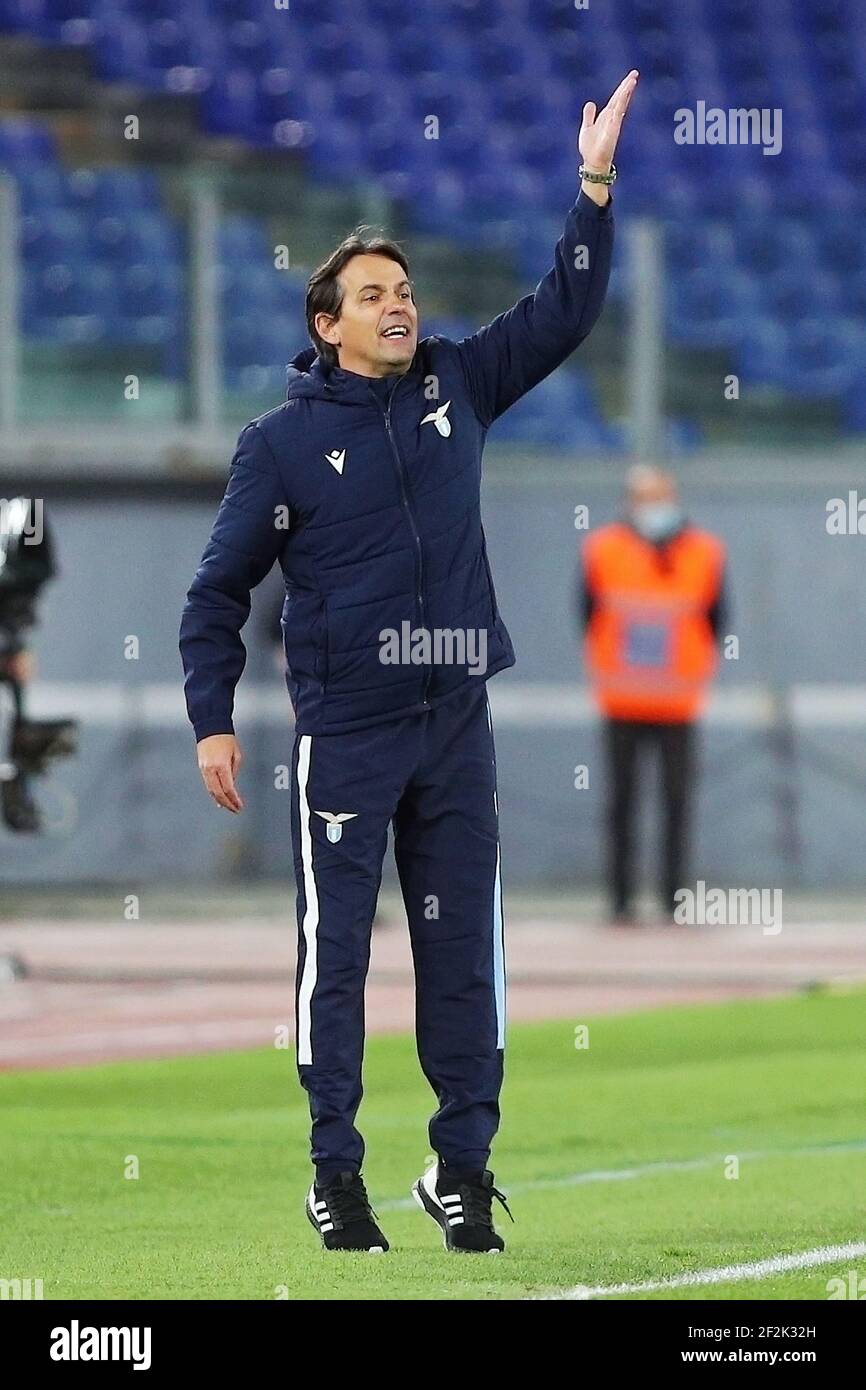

{"left": 22, "top": 681, "right": 866, "bottom": 729}
{"left": 541, "top": 1242, "right": 866, "bottom": 1300}
{"left": 378, "top": 1139, "right": 866, "bottom": 1212}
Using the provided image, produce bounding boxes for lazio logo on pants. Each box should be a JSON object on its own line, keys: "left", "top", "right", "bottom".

{"left": 314, "top": 810, "right": 358, "bottom": 843}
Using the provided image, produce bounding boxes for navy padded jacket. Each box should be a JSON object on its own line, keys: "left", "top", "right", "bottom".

{"left": 180, "top": 189, "right": 613, "bottom": 740}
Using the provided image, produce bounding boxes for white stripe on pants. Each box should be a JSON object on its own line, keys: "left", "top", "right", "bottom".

{"left": 296, "top": 734, "right": 319, "bottom": 1066}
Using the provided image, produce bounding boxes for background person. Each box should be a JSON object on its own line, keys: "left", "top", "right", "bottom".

{"left": 580, "top": 466, "right": 728, "bottom": 923}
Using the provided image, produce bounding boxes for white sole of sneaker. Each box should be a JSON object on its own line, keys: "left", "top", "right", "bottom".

{"left": 412, "top": 1172, "right": 449, "bottom": 1249}
{"left": 305, "top": 1185, "right": 386, "bottom": 1252}
{"left": 412, "top": 1166, "right": 502, "bottom": 1253}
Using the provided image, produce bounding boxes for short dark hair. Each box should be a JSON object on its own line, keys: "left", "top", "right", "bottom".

{"left": 305, "top": 226, "right": 411, "bottom": 368}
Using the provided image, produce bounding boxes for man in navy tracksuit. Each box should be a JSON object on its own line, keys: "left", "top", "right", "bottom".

{"left": 180, "top": 72, "right": 636, "bottom": 1253}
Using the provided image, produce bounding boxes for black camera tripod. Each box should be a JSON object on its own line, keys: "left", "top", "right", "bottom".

{"left": 0, "top": 672, "right": 78, "bottom": 833}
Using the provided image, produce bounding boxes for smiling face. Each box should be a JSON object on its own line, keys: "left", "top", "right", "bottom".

{"left": 314, "top": 253, "right": 419, "bottom": 378}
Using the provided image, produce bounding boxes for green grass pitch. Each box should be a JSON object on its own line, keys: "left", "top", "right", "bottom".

{"left": 1, "top": 989, "right": 864, "bottom": 1300}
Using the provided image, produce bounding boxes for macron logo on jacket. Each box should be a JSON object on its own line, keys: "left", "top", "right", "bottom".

{"left": 179, "top": 190, "right": 614, "bottom": 742}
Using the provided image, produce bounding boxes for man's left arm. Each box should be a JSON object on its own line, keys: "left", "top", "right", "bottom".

{"left": 456, "top": 69, "right": 638, "bottom": 427}
{"left": 708, "top": 566, "right": 730, "bottom": 644}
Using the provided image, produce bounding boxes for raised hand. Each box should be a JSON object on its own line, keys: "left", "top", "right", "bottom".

{"left": 579, "top": 69, "right": 639, "bottom": 175}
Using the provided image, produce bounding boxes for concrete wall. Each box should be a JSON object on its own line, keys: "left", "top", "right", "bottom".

{"left": 5, "top": 465, "right": 866, "bottom": 890}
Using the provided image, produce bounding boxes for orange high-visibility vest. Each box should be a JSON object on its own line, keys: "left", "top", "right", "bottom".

{"left": 583, "top": 522, "right": 725, "bottom": 723}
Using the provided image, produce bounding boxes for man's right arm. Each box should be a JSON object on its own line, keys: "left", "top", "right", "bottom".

{"left": 179, "top": 422, "right": 289, "bottom": 748}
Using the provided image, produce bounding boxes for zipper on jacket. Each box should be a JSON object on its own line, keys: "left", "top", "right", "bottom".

{"left": 371, "top": 377, "right": 431, "bottom": 708}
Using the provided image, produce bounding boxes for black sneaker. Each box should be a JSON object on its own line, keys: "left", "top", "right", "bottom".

{"left": 412, "top": 1161, "right": 513, "bottom": 1253}
{"left": 305, "top": 1171, "right": 389, "bottom": 1252}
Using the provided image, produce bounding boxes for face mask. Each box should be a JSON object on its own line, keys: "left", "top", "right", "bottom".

{"left": 631, "top": 502, "right": 684, "bottom": 544}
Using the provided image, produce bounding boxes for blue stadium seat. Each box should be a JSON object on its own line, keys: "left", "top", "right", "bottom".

{"left": 843, "top": 374, "right": 866, "bottom": 433}
{"left": 223, "top": 312, "right": 306, "bottom": 390}
{"left": 20, "top": 208, "right": 89, "bottom": 263}
{"left": 62, "top": 166, "right": 160, "bottom": 214}
{"left": 737, "top": 316, "right": 865, "bottom": 397}
{"left": 23, "top": 260, "right": 114, "bottom": 341}
{"left": 199, "top": 67, "right": 258, "bottom": 139}
{"left": 305, "top": 119, "right": 368, "bottom": 179}
{"left": 668, "top": 268, "right": 754, "bottom": 349}
{"left": 217, "top": 215, "right": 268, "bottom": 263}
{"left": 779, "top": 319, "right": 866, "bottom": 397}
{"left": 731, "top": 217, "right": 817, "bottom": 274}
{"left": 488, "top": 368, "right": 613, "bottom": 450}
{"left": 0, "top": 117, "right": 56, "bottom": 165}
{"left": 91, "top": 209, "right": 182, "bottom": 264}
{"left": 3, "top": 0, "right": 866, "bottom": 437}
{"left": 756, "top": 268, "right": 842, "bottom": 323}
{"left": 665, "top": 222, "right": 737, "bottom": 274}
{"left": 5, "top": 170, "right": 63, "bottom": 234}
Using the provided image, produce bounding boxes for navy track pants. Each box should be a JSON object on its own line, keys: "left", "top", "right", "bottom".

{"left": 289, "top": 680, "right": 506, "bottom": 1182}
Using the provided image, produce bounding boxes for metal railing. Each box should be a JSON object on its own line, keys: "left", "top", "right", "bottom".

{"left": 0, "top": 169, "right": 668, "bottom": 477}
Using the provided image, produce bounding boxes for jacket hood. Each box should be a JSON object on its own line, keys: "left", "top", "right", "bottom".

{"left": 285, "top": 347, "right": 328, "bottom": 400}
{"left": 285, "top": 341, "right": 431, "bottom": 403}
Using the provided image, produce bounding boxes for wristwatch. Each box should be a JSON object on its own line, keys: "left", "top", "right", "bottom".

{"left": 579, "top": 163, "right": 617, "bottom": 185}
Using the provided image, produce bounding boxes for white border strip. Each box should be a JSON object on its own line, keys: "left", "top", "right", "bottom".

{"left": 378, "top": 1140, "right": 866, "bottom": 1212}
{"left": 22, "top": 681, "right": 866, "bottom": 729}
{"left": 542, "top": 1242, "right": 866, "bottom": 1300}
